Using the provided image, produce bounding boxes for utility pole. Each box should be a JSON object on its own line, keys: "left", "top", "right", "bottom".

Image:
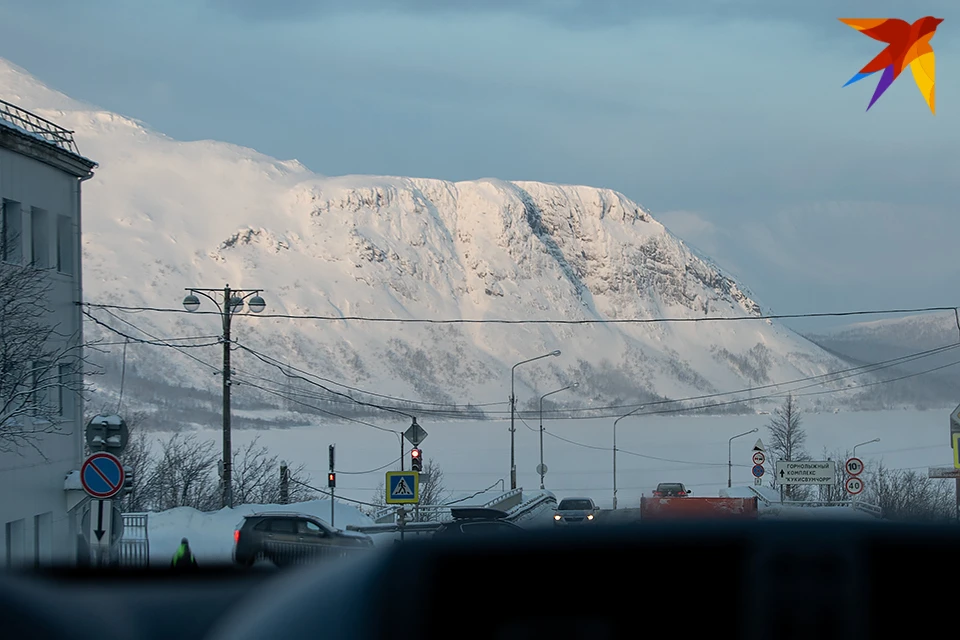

{"left": 182, "top": 285, "right": 266, "bottom": 509}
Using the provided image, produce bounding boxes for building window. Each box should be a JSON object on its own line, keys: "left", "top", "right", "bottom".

{"left": 5, "top": 519, "right": 25, "bottom": 569}
{"left": 34, "top": 513, "right": 52, "bottom": 567}
{"left": 32, "top": 361, "right": 51, "bottom": 416}
{"left": 2, "top": 199, "right": 22, "bottom": 264}
{"left": 56, "top": 215, "right": 73, "bottom": 275}
{"left": 30, "top": 207, "right": 50, "bottom": 269}
{"left": 58, "top": 363, "right": 73, "bottom": 418}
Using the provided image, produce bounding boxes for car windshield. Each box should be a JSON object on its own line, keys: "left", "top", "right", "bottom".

{"left": 657, "top": 485, "right": 685, "bottom": 493}
{"left": 558, "top": 500, "right": 593, "bottom": 510}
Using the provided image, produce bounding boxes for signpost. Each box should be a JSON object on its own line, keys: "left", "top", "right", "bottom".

{"left": 80, "top": 451, "right": 126, "bottom": 566}
{"left": 329, "top": 445, "right": 335, "bottom": 528}
{"left": 752, "top": 452, "right": 765, "bottom": 466}
{"left": 845, "top": 457, "right": 864, "bottom": 476}
{"left": 385, "top": 471, "right": 420, "bottom": 504}
{"left": 403, "top": 420, "right": 428, "bottom": 447}
{"left": 845, "top": 476, "right": 864, "bottom": 496}
{"left": 775, "top": 460, "right": 836, "bottom": 485}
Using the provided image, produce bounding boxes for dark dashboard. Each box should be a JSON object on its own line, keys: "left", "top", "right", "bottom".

{"left": 1, "top": 520, "right": 957, "bottom": 639}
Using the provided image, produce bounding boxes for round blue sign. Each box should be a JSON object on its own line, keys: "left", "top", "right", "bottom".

{"left": 751, "top": 464, "right": 765, "bottom": 478}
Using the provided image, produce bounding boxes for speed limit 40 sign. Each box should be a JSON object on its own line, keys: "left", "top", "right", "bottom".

{"left": 845, "top": 476, "right": 864, "bottom": 495}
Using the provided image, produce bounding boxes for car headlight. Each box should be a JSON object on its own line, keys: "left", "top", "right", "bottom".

{"left": 587, "top": 514, "right": 594, "bottom": 520}
{"left": 553, "top": 514, "right": 561, "bottom": 521}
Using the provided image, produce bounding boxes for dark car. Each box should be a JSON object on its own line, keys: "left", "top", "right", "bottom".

{"left": 652, "top": 483, "right": 691, "bottom": 497}
{"left": 233, "top": 512, "right": 374, "bottom": 567}
{"left": 432, "top": 507, "right": 525, "bottom": 538}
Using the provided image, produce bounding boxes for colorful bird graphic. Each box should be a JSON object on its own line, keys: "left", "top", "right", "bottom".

{"left": 840, "top": 17, "right": 943, "bottom": 113}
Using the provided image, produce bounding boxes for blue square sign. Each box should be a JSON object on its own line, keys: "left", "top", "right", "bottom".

{"left": 386, "top": 471, "right": 419, "bottom": 504}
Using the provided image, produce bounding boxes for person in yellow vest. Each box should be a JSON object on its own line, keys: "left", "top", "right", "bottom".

{"left": 171, "top": 537, "right": 198, "bottom": 569}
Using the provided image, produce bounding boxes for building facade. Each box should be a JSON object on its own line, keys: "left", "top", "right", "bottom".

{"left": 0, "top": 100, "right": 96, "bottom": 567}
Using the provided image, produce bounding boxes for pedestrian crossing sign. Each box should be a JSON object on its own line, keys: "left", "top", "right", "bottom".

{"left": 386, "top": 471, "right": 420, "bottom": 504}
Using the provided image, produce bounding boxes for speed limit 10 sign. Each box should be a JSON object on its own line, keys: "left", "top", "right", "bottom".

{"left": 845, "top": 457, "right": 864, "bottom": 476}
{"left": 845, "top": 476, "right": 864, "bottom": 495}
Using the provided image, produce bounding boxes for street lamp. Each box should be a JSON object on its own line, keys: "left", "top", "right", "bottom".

{"left": 853, "top": 438, "right": 880, "bottom": 458}
{"left": 728, "top": 428, "right": 758, "bottom": 488}
{"left": 182, "top": 284, "right": 266, "bottom": 508}
{"left": 612, "top": 404, "right": 645, "bottom": 510}
{"left": 538, "top": 382, "right": 578, "bottom": 489}
{"left": 510, "top": 350, "right": 561, "bottom": 490}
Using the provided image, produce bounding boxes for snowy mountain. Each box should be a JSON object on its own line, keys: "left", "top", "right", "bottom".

{"left": 0, "top": 58, "right": 870, "bottom": 424}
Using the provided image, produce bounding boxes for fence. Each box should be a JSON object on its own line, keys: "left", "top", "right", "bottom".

{"left": 118, "top": 513, "right": 150, "bottom": 567}
{"left": 0, "top": 98, "right": 82, "bottom": 155}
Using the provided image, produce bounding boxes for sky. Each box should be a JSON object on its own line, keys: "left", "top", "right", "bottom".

{"left": 0, "top": 0, "right": 958, "bottom": 332}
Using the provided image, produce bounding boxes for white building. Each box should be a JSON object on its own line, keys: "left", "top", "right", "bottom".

{"left": 0, "top": 100, "right": 96, "bottom": 567}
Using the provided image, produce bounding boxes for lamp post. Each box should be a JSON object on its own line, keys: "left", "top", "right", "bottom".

{"left": 728, "top": 428, "right": 758, "bottom": 488}
{"left": 510, "top": 350, "right": 561, "bottom": 490}
{"left": 183, "top": 285, "right": 266, "bottom": 508}
{"left": 612, "top": 405, "right": 645, "bottom": 510}
{"left": 538, "top": 382, "right": 578, "bottom": 489}
{"left": 853, "top": 438, "right": 880, "bottom": 458}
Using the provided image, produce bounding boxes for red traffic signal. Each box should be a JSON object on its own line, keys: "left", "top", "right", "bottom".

{"left": 411, "top": 448, "right": 422, "bottom": 471}
{"left": 327, "top": 472, "right": 336, "bottom": 488}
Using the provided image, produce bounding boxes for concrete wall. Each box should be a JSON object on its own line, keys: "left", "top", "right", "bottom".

{"left": 0, "top": 140, "right": 87, "bottom": 568}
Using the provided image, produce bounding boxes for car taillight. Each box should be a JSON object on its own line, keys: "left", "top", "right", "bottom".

{"left": 652, "top": 491, "right": 661, "bottom": 497}
{"left": 234, "top": 530, "right": 240, "bottom": 544}
{"left": 678, "top": 491, "right": 686, "bottom": 496}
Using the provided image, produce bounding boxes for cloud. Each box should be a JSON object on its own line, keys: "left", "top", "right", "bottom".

{"left": 206, "top": 0, "right": 956, "bottom": 31}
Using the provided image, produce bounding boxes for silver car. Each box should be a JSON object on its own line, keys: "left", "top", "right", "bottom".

{"left": 552, "top": 497, "right": 599, "bottom": 525}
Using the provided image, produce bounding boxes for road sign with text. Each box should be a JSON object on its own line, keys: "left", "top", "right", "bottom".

{"left": 845, "top": 476, "right": 864, "bottom": 495}
{"left": 775, "top": 460, "right": 836, "bottom": 485}
{"left": 845, "top": 458, "right": 864, "bottom": 476}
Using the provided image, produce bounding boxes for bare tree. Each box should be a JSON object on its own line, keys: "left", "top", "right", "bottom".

{"left": 0, "top": 260, "right": 91, "bottom": 454}
{"left": 766, "top": 395, "right": 811, "bottom": 500}
{"left": 816, "top": 447, "right": 855, "bottom": 503}
{"left": 144, "top": 432, "right": 220, "bottom": 511}
{"left": 231, "top": 435, "right": 316, "bottom": 505}
{"left": 417, "top": 459, "right": 449, "bottom": 508}
{"left": 865, "top": 461, "right": 955, "bottom": 522}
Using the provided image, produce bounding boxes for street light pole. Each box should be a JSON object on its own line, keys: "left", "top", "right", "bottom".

{"left": 612, "top": 404, "right": 645, "bottom": 510}
{"left": 538, "top": 382, "right": 578, "bottom": 490}
{"left": 853, "top": 438, "right": 880, "bottom": 458}
{"left": 183, "top": 285, "right": 266, "bottom": 509}
{"left": 510, "top": 350, "right": 561, "bottom": 490}
{"left": 728, "top": 428, "right": 758, "bottom": 488}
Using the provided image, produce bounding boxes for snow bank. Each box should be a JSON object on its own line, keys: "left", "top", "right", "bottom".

{"left": 147, "top": 499, "right": 374, "bottom": 566}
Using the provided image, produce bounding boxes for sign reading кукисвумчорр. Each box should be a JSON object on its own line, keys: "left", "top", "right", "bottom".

{"left": 775, "top": 460, "right": 837, "bottom": 485}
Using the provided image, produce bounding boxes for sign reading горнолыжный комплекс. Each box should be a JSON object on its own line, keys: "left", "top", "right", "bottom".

{"left": 775, "top": 460, "right": 837, "bottom": 485}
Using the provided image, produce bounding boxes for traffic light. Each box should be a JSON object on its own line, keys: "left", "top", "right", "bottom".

{"left": 328, "top": 472, "right": 336, "bottom": 488}
{"left": 411, "top": 448, "right": 422, "bottom": 472}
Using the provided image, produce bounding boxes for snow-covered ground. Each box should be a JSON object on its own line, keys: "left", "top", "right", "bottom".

{"left": 143, "top": 408, "right": 955, "bottom": 512}
{"left": 147, "top": 499, "right": 373, "bottom": 566}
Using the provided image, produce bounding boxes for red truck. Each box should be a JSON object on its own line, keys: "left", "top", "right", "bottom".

{"left": 640, "top": 483, "right": 759, "bottom": 520}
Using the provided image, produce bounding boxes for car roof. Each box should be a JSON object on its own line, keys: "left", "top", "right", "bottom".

{"left": 246, "top": 511, "right": 317, "bottom": 519}
{"left": 448, "top": 507, "right": 508, "bottom": 520}
{"left": 558, "top": 496, "right": 594, "bottom": 503}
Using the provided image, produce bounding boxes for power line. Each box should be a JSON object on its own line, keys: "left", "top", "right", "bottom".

{"left": 79, "top": 302, "right": 960, "bottom": 325}
{"left": 83, "top": 311, "right": 223, "bottom": 348}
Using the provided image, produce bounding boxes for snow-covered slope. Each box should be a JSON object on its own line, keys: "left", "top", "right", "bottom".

{"left": 0, "top": 58, "right": 859, "bottom": 419}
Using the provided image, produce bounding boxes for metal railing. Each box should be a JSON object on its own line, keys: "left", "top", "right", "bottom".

{"left": 118, "top": 513, "right": 150, "bottom": 567}
{"left": 0, "top": 98, "right": 81, "bottom": 155}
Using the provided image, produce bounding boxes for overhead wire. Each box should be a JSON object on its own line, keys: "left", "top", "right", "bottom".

{"left": 79, "top": 301, "right": 959, "bottom": 325}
